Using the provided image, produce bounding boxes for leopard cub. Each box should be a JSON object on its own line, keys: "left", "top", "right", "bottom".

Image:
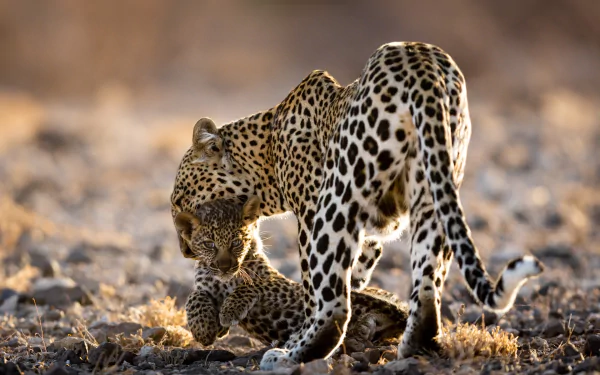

{"left": 176, "top": 196, "right": 408, "bottom": 351}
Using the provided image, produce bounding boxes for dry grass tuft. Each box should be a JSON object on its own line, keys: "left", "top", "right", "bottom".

{"left": 124, "top": 296, "right": 186, "bottom": 327}
{"left": 117, "top": 297, "right": 193, "bottom": 350}
{"left": 437, "top": 320, "right": 519, "bottom": 361}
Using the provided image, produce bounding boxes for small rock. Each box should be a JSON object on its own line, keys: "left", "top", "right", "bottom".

{"left": 3, "top": 336, "right": 26, "bottom": 348}
{"left": 32, "top": 284, "right": 93, "bottom": 307}
{"left": 365, "top": 348, "right": 381, "bottom": 364}
{"left": 543, "top": 320, "right": 565, "bottom": 338}
{"left": 56, "top": 348, "right": 86, "bottom": 365}
{"left": 381, "top": 349, "right": 397, "bottom": 362}
{"left": 65, "top": 245, "right": 93, "bottom": 264}
{"left": 0, "top": 295, "right": 19, "bottom": 315}
{"left": 350, "top": 352, "right": 367, "bottom": 363}
{"left": 30, "top": 251, "right": 61, "bottom": 277}
{"left": 43, "top": 309, "right": 64, "bottom": 321}
{"left": 573, "top": 357, "right": 600, "bottom": 372}
{"left": 301, "top": 359, "right": 329, "bottom": 374}
{"left": 0, "top": 362, "right": 22, "bottom": 375}
{"left": 584, "top": 334, "right": 600, "bottom": 356}
{"left": 336, "top": 354, "right": 356, "bottom": 367}
{"left": 142, "top": 327, "right": 167, "bottom": 342}
{"left": 384, "top": 357, "right": 420, "bottom": 374}
{"left": 0, "top": 289, "right": 18, "bottom": 304}
{"left": 88, "top": 321, "right": 142, "bottom": 342}
{"left": 351, "top": 361, "right": 369, "bottom": 372}
{"left": 44, "top": 363, "right": 70, "bottom": 375}
{"left": 530, "top": 337, "right": 549, "bottom": 350}
{"left": 88, "top": 342, "right": 123, "bottom": 367}
{"left": 562, "top": 342, "right": 582, "bottom": 359}
{"left": 588, "top": 314, "right": 600, "bottom": 331}
{"left": 182, "top": 349, "right": 236, "bottom": 364}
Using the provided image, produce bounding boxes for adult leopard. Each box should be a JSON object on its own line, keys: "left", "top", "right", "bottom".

{"left": 171, "top": 42, "right": 544, "bottom": 369}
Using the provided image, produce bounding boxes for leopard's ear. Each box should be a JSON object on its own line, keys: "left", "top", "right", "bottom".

{"left": 242, "top": 196, "right": 261, "bottom": 225}
{"left": 174, "top": 211, "right": 200, "bottom": 243}
{"left": 193, "top": 118, "right": 220, "bottom": 148}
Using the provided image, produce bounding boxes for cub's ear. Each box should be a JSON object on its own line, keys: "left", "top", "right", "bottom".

{"left": 174, "top": 212, "right": 200, "bottom": 243}
{"left": 242, "top": 196, "right": 261, "bottom": 225}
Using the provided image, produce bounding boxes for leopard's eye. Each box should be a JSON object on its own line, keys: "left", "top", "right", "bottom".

{"left": 203, "top": 241, "right": 216, "bottom": 249}
{"left": 210, "top": 144, "right": 220, "bottom": 153}
{"left": 231, "top": 239, "right": 243, "bottom": 247}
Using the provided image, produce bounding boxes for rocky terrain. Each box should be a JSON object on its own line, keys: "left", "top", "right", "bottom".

{"left": 1, "top": 83, "right": 599, "bottom": 375}
{"left": 1, "top": 2, "right": 600, "bottom": 373}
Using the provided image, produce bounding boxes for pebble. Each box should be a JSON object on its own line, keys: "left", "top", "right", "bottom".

{"left": 65, "top": 244, "right": 94, "bottom": 264}
{"left": 573, "top": 357, "right": 600, "bottom": 372}
{"left": 88, "top": 342, "right": 123, "bottom": 367}
{"left": 56, "top": 348, "right": 85, "bottom": 365}
{"left": 383, "top": 357, "right": 421, "bottom": 374}
{"left": 530, "top": 337, "right": 549, "bottom": 350}
{"left": 336, "top": 354, "right": 356, "bottom": 367}
{"left": 0, "top": 362, "right": 23, "bottom": 375}
{"left": 543, "top": 319, "right": 565, "bottom": 338}
{"left": 44, "top": 363, "right": 70, "bottom": 375}
{"left": 561, "top": 342, "right": 582, "bottom": 359}
{"left": 584, "top": 334, "right": 600, "bottom": 356}
{"left": 364, "top": 348, "right": 382, "bottom": 364}
{"left": 88, "top": 321, "right": 143, "bottom": 342}
{"left": 43, "top": 309, "right": 64, "bottom": 321}
{"left": 0, "top": 288, "right": 18, "bottom": 304}
{"left": 2, "top": 336, "right": 27, "bottom": 348}
{"left": 29, "top": 251, "right": 61, "bottom": 277}
{"left": 301, "top": 359, "right": 330, "bottom": 374}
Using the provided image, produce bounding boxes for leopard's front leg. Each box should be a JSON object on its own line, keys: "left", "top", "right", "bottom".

{"left": 219, "top": 283, "right": 261, "bottom": 327}
{"left": 260, "top": 193, "right": 364, "bottom": 370}
{"left": 185, "top": 289, "right": 227, "bottom": 346}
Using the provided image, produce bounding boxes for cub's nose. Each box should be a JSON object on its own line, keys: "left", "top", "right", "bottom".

{"left": 215, "top": 258, "right": 233, "bottom": 273}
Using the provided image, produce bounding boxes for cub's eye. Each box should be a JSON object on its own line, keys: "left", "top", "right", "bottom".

{"left": 210, "top": 144, "right": 220, "bottom": 153}
{"left": 203, "top": 241, "right": 216, "bottom": 249}
{"left": 231, "top": 239, "right": 242, "bottom": 247}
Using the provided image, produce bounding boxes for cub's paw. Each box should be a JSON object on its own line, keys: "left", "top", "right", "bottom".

{"left": 219, "top": 305, "right": 248, "bottom": 327}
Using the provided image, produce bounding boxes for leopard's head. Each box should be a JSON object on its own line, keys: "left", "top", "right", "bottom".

{"left": 174, "top": 196, "right": 261, "bottom": 281}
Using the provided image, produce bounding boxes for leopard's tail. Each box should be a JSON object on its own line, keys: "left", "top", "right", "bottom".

{"left": 409, "top": 56, "right": 543, "bottom": 315}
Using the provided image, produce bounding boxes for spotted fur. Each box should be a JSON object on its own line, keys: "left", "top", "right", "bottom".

{"left": 179, "top": 197, "right": 408, "bottom": 351}
{"left": 171, "top": 42, "right": 544, "bottom": 369}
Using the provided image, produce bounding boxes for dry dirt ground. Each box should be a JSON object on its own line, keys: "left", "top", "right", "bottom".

{"left": 1, "top": 87, "right": 599, "bottom": 374}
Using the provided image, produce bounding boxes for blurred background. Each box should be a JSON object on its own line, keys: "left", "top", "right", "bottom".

{"left": 1, "top": 0, "right": 599, "bottom": 306}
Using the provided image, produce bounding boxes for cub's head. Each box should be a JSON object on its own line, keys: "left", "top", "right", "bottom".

{"left": 174, "top": 196, "right": 261, "bottom": 281}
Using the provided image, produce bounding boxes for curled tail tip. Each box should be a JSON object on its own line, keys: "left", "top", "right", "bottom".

{"left": 505, "top": 255, "right": 545, "bottom": 278}
{"left": 488, "top": 254, "right": 544, "bottom": 314}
